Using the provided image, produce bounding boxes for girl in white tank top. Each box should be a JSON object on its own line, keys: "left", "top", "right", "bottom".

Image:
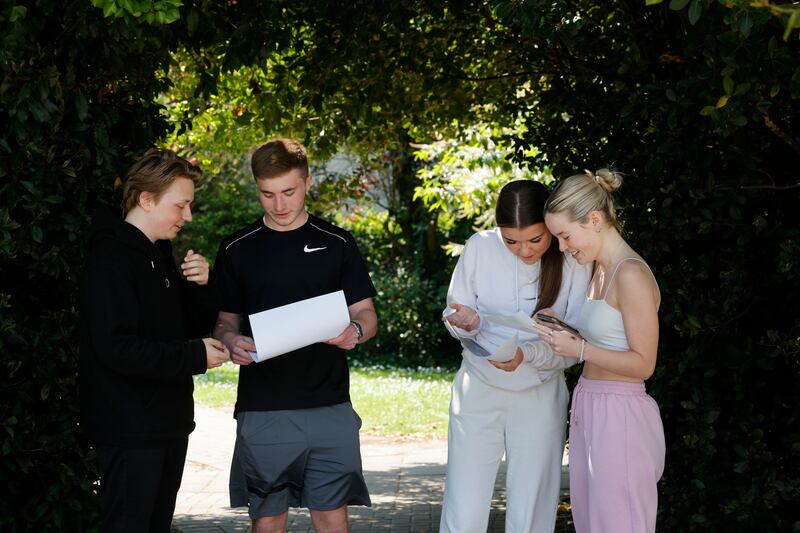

{"left": 534, "top": 169, "right": 666, "bottom": 533}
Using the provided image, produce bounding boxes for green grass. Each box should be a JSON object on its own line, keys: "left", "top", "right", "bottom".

{"left": 192, "top": 363, "right": 240, "bottom": 408}
{"left": 193, "top": 363, "right": 456, "bottom": 438}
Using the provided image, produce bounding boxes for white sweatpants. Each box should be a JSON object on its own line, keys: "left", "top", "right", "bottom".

{"left": 440, "top": 365, "right": 568, "bottom": 533}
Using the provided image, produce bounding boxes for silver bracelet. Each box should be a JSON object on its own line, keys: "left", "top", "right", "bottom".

{"left": 579, "top": 339, "right": 586, "bottom": 363}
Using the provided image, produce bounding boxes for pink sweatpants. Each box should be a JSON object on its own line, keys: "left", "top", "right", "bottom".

{"left": 568, "top": 377, "right": 665, "bottom": 533}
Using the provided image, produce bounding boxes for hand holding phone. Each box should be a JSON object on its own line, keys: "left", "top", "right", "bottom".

{"left": 534, "top": 312, "right": 581, "bottom": 337}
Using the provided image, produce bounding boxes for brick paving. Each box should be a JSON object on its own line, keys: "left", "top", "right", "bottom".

{"left": 173, "top": 406, "right": 574, "bottom": 533}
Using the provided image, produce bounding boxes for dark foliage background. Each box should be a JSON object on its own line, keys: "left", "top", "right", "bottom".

{"left": 0, "top": 2, "right": 186, "bottom": 530}
{"left": 496, "top": 3, "right": 800, "bottom": 529}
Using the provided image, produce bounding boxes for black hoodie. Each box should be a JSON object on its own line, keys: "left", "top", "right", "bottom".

{"left": 79, "top": 207, "right": 218, "bottom": 446}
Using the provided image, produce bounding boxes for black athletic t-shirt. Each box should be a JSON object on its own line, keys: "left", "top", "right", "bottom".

{"left": 215, "top": 214, "right": 377, "bottom": 415}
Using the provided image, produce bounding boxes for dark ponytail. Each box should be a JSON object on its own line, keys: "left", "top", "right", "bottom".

{"left": 496, "top": 180, "right": 563, "bottom": 313}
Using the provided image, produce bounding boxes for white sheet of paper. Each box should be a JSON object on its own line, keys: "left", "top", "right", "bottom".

{"left": 442, "top": 308, "right": 517, "bottom": 362}
{"left": 248, "top": 290, "right": 350, "bottom": 362}
{"left": 487, "top": 333, "right": 518, "bottom": 362}
{"left": 484, "top": 312, "right": 538, "bottom": 334}
{"left": 451, "top": 334, "right": 518, "bottom": 362}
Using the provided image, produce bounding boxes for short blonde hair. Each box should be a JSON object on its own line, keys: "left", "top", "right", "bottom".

{"left": 544, "top": 168, "right": 623, "bottom": 230}
{"left": 121, "top": 149, "right": 202, "bottom": 215}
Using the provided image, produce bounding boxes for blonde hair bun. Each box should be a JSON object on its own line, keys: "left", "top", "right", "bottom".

{"left": 586, "top": 168, "right": 623, "bottom": 193}
{"left": 545, "top": 167, "right": 624, "bottom": 231}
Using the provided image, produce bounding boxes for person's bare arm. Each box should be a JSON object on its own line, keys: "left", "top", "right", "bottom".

{"left": 537, "top": 262, "right": 659, "bottom": 380}
{"left": 582, "top": 264, "right": 659, "bottom": 379}
{"left": 213, "top": 311, "right": 256, "bottom": 365}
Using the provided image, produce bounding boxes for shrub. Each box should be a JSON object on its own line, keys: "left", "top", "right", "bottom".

{"left": 0, "top": 3, "right": 186, "bottom": 530}
{"left": 336, "top": 207, "right": 463, "bottom": 368}
{"left": 499, "top": 2, "right": 800, "bottom": 528}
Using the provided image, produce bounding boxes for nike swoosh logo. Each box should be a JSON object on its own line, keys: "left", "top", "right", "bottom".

{"left": 303, "top": 245, "right": 327, "bottom": 253}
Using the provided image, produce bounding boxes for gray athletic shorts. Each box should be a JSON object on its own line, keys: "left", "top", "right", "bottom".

{"left": 229, "top": 402, "right": 371, "bottom": 518}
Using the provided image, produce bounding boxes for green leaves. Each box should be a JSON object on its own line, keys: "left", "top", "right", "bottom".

{"left": 90, "top": 0, "right": 183, "bottom": 24}
{"left": 784, "top": 9, "right": 799, "bottom": 41}
{"left": 687, "top": 0, "right": 703, "bottom": 25}
{"left": 738, "top": 11, "right": 753, "bottom": 37}
{"left": 74, "top": 91, "right": 88, "bottom": 121}
{"left": 413, "top": 121, "right": 545, "bottom": 231}
{"left": 723, "top": 76, "right": 734, "bottom": 95}
{"left": 10, "top": 5, "right": 27, "bottom": 22}
{"left": 1, "top": 1, "right": 191, "bottom": 529}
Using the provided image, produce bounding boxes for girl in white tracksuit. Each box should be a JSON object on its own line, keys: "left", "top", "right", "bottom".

{"left": 440, "top": 180, "right": 591, "bottom": 533}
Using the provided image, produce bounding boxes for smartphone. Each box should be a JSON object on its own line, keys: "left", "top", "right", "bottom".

{"left": 442, "top": 307, "right": 492, "bottom": 357}
{"left": 535, "top": 312, "right": 581, "bottom": 337}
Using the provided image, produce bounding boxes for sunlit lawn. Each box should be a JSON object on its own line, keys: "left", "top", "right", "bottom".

{"left": 194, "top": 363, "right": 456, "bottom": 439}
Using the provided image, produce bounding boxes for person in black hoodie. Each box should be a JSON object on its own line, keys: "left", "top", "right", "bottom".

{"left": 79, "top": 149, "right": 230, "bottom": 533}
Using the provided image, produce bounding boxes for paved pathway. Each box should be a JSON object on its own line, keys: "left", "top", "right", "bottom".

{"left": 173, "top": 406, "right": 574, "bottom": 532}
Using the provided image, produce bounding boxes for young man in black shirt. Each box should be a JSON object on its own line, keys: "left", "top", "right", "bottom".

{"left": 80, "top": 149, "right": 230, "bottom": 532}
{"left": 213, "top": 138, "right": 378, "bottom": 533}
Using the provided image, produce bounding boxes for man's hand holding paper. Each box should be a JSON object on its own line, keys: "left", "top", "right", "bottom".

{"left": 228, "top": 334, "right": 257, "bottom": 366}
{"left": 248, "top": 290, "right": 351, "bottom": 362}
{"left": 325, "top": 324, "right": 360, "bottom": 351}
{"left": 215, "top": 311, "right": 257, "bottom": 365}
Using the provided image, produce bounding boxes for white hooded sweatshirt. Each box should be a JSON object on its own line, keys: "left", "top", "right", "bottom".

{"left": 446, "top": 228, "right": 592, "bottom": 391}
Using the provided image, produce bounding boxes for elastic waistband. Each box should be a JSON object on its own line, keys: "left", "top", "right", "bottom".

{"left": 576, "top": 376, "right": 646, "bottom": 396}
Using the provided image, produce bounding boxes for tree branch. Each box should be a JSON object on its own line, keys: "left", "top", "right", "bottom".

{"left": 740, "top": 183, "right": 800, "bottom": 191}
{"left": 442, "top": 70, "right": 556, "bottom": 82}
{"left": 763, "top": 113, "right": 800, "bottom": 156}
